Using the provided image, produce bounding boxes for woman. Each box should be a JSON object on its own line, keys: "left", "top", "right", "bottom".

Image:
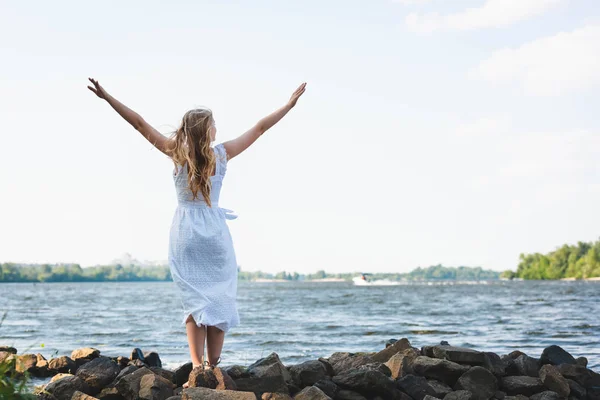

{"left": 87, "top": 78, "right": 306, "bottom": 387}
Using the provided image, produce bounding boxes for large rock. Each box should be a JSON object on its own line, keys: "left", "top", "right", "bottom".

{"left": 181, "top": 386, "right": 256, "bottom": 400}
{"left": 72, "top": 348, "right": 101, "bottom": 367}
{"left": 314, "top": 379, "right": 339, "bottom": 398}
{"left": 76, "top": 356, "right": 121, "bottom": 394}
{"left": 427, "top": 380, "right": 453, "bottom": 398}
{"left": 556, "top": 364, "right": 600, "bottom": 389}
{"left": 412, "top": 357, "right": 470, "bottom": 386}
{"left": 372, "top": 338, "right": 412, "bottom": 363}
{"left": 116, "top": 366, "right": 141, "bottom": 382}
{"left": 334, "top": 390, "right": 368, "bottom": 400}
{"left": 529, "top": 391, "right": 562, "bottom": 400}
{"left": 328, "top": 353, "right": 375, "bottom": 375}
{"left": 443, "top": 391, "right": 473, "bottom": 400}
{"left": 397, "top": 375, "right": 437, "bottom": 400}
{"left": 115, "top": 366, "right": 156, "bottom": 400}
{"left": 482, "top": 353, "right": 506, "bottom": 378}
{"left": 149, "top": 367, "right": 174, "bottom": 383}
{"left": 214, "top": 367, "right": 237, "bottom": 390}
{"left": 431, "top": 346, "right": 486, "bottom": 365}
{"left": 539, "top": 364, "right": 569, "bottom": 398}
{"left": 172, "top": 363, "right": 193, "bottom": 387}
{"left": 139, "top": 373, "right": 175, "bottom": 400}
{"left": 566, "top": 379, "right": 586, "bottom": 399}
{"left": 97, "top": 386, "right": 124, "bottom": 400}
{"left": 44, "top": 375, "right": 93, "bottom": 400}
{"left": 0, "top": 345, "right": 17, "bottom": 353}
{"left": 454, "top": 367, "right": 498, "bottom": 400}
{"left": 332, "top": 368, "right": 396, "bottom": 399}
{"left": 513, "top": 355, "right": 540, "bottom": 378}
{"left": 36, "top": 353, "right": 52, "bottom": 377}
{"left": 500, "top": 376, "right": 544, "bottom": 397}
{"left": 294, "top": 386, "right": 332, "bottom": 400}
{"left": 385, "top": 349, "right": 420, "bottom": 379}
{"left": 189, "top": 367, "right": 218, "bottom": 388}
{"left": 15, "top": 353, "right": 38, "bottom": 374}
{"left": 49, "top": 356, "right": 78, "bottom": 374}
{"left": 72, "top": 390, "right": 100, "bottom": 400}
{"left": 234, "top": 353, "right": 291, "bottom": 395}
{"left": 262, "top": 394, "right": 292, "bottom": 400}
{"left": 540, "top": 346, "right": 576, "bottom": 366}
{"left": 289, "top": 360, "right": 329, "bottom": 388}
{"left": 224, "top": 365, "right": 249, "bottom": 380}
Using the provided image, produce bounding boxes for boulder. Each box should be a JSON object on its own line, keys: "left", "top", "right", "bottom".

{"left": 214, "top": 367, "right": 237, "bottom": 390}
{"left": 49, "top": 356, "right": 78, "bottom": 374}
{"left": 412, "top": 357, "right": 470, "bottom": 386}
{"left": 556, "top": 364, "right": 600, "bottom": 389}
{"left": 483, "top": 353, "right": 507, "bottom": 378}
{"left": 332, "top": 368, "right": 396, "bottom": 399}
{"left": 75, "top": 356, "right": 121, "bottom": 394}
{"left": 443, "top": 391, "right": 473, "bottom": 400}
{"left": 513, "top": 355, "right": 540, "bottom": 378}
{"left": 294, "top": 386, "right": 332, "bottom": 400}
{"left": 372, "top": 338, "right": 412, "bottom": 363}
{"left": 314, "top": 379, "right": 339, "bottom": 398}
{"left": 539, "top": 364, "right": 569, "bottom": 398}
{"left": 397, "top": 375, "right": 437, "bottom": 400}
{"left": 328, "top": 353, "right": 374, "bottom": 375}
{"left": 530, "top": 391, "right": 562, "bottom": 400}
{"left": 51, "top": 373, "right": 75, "bottom": 383}
{"left": 224, "top": 365, "right": 249, "bottom": 380}
{"left": 506, "top": 352, "right": 525, "bottom": 360}
{"left": 503, "top": 396, "right": 528, "bottom": 400}
{"left": 72, "top": 348, "right": 101, "bottom": 367}
{"left": 385, "top": 349, "right": 420, "bottom": 379}
{"left": 575, "top": 358, "right": 587, "bottom": 368}
{"left": 188, "top": 367, "right": 218, "bottom": 389}
{"left": 172, "top": 363, "right": 193, "bottom": 387}
{"left": 116, "top": 366, "right": 140, "bottom": 383}
{"left": 36, "top": 353, "right": 52, "bottom": 377}
{"left": 0, "top": 345, "right": 17, "bottom": 353}
{"left": 15, "top": 353, "right": 38, "bottom": 374}
{"left": 139, "top": 372, "right": 175, "bottom": 400}
{"left": 262, "top": 393, "right": 293, "bottom": 400}
{"left": 44, "top": 375, "right": 92, "bottom": 400}
{"left": 427, "top": 380, "right": 453, "bottom": 398}
{"left": 115, "top": 366, "right": 156, "bottom": 400}
{"left": 317, "top": 358, "right": 335, "bottom": 377}
{"left": 500, "top": 376, "right": 544, "bottom": 397}
{"left": 97, "top": 386, "right": 125, "bottom": 400}
{"left": 181, "top": 387, "right": 256, "bottom": 400}
{"left": 540, "top": 346, "right": 576, "bottom": 366}
{"left": 334, "top": 390, "right": 368, "bottom": 400}
{"left": 432, "top": 346, "right": 486, "bottom": 365}
{"left": 72, "top": 390, "right": 100, "bottom": 400}
{"left": 454, "top": 367, "right": 498, "bottom": 400}
{"left": 289, "top": 360, "right": 329, "bottom": 388}
{"left": 566, "top": 379, "right": 586, "bottom": 399}
{"left": 142, "top": 352, "right": 162, "bottom": 368}
{"left": 234, "top": 353, "right": 291, "bottom": 395}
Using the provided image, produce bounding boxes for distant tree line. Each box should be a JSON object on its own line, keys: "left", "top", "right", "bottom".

{"left": 501, "top": 238, "right": 600, "bottom": 280}
{"left": 0, "top": 263, "right": 498, "bottom": 283}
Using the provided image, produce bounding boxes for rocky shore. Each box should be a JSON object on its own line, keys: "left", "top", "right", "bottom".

{"left": 1, "top": 339, "right": 598, "bottom": 400}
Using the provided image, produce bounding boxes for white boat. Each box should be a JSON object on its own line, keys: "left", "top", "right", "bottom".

{"left": 352, "top": 273, "right": 401, "bottom": 286}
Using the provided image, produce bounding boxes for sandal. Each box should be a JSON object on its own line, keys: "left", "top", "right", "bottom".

{"left": 203, "top": 357, "right": 221, "bottom": 370}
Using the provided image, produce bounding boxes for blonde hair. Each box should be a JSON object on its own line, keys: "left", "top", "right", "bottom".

{"left": 168, "top": 108, "right": 216, "bottom": 206}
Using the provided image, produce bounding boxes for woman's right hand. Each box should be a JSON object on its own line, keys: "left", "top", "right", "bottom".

{"left": 87, "top": 77, "right": 109, "bottom": 100}
{"left": 288, "top": 82, "right": 307, "bottom": 108}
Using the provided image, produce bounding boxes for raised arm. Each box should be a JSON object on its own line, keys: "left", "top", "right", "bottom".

{"left": 87, "top": 78, "right": 174, "bottom": 156}
{"left": 222, "top": 82, "right": 306, "bottom": 160}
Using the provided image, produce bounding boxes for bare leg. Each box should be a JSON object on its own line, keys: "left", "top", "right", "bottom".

{"left": 206, "top": 325, "right": 225, "bottom": 366}
{"left": 183, "top": 314, "right": 206, "bottom": 388}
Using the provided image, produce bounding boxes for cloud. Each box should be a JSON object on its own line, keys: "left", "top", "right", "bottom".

{"left": 405, "top": 0, "right": 562, "bottom": 33}
{"left": 471, "top": 24, "right": 600, "bottom": 95}
{"left": 393, "top": 0, "right": 431, "bottom": 4}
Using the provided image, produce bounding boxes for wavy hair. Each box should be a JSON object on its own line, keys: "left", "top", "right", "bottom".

{"left": 168, "top": 108, "right": 216, "bottom": 206}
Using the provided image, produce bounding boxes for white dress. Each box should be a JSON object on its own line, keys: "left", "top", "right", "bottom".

{"left": 168, "top": 143, "right": 240, "bottom": 332}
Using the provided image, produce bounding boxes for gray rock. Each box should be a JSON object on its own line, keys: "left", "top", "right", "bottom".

{"left": 332, "top": 368, "right": 396, "bottom": 399}
{"left": 248, "top": 353, "right": 292, "bottom": 383}
{"left": 181, "top": 386, "right": 256, "bottom": 400}
{"left": 483, "top": 353, "right": 507, "bottom": 378}
{"left": 44, "top": 375, "right": 93, "bottom": 400}
{"left": 397, "top": 375, "right": 437, "bottom": 400}
{"left": 424, "top": 396, "right": 441, "bottom": 400}
{"left": 503, "top": 396, "right": 528, "bottom": 400}
{"left": 116, "top": 366, "right": 141, "bottom": 383}
{"left": 328, "top": 353, "right": 375, "bottom": 375}
{"left": 385, "top": 349, "right": 420, "bottom": 379}
{"left": 142, "top": 352, "right": 162, "bottom": 368}
{"left": 224, "top": 365, "right": 249, "bottom": 380}
{"left": 262, "top": 393, "right": 293, "bottom": 400}
{"left": 539, "top": 364, "right": 569, "bottom": 398}
{"left": 575, "top": 358, "right": 587, "bottom": 368}
{"left": 188, "top": 367, "right": 218, "bottom": 389}
{"left": 514, "top": 355, "right": 540, "bottom": 378}
{"left": 314, "top": 379, "right": 339, "bottom": 398}
{"left": 432, "top": 346, "right": 486, "bottom": 365}
{"left": 75, "top": 356, "right": 121, "bottom": 394}
{"left": 493, "top": 391, "right": 505, "bottom": 400}
{"left": 566, "top": 379, "right": 586, "bottom": 399}
{"left": 556, "top": 364, "right": 600, "bottom": 389}
{"left": 165, "top": 397, "right": 181, "bottom": 400}
{"left": 412, "top": 357, "right": 470, "bottom": 386}
{"left": 72, "top": 390, "right": 100, "bottom": 400}
{"left": 290, "top": 360, "right": 329, "bottom": 388}
{"left": 454, "top": 367, "right": 498, "bottom": 400}
{"left": 72, "top": 348, "right": 102, "bottom": 367}
{"left": 530, "top": 391, "right": 562, "bottom": 400}
{"left": 97, "top": 386, "right": 124, "bottom": 400}
{"left": 171, "top": 363, "right": 192, "bottom": 387}
{"left": 427, "top": 380, "right": 453, "bottom": 398}
{"left": 443, "top": 391, "right": 473, "bottom": 400}
{"left": 115, "top": 366, "right": 156, "bottom": 400}
{"left": 333, "top": 390, "right": 367, "bottom": 400}
{"left": 540, "top": 346, "right": 576, "bottom": 366}
{"left": 139, "top": 373, "right": 174, "bottom": 400}
{"left": 294, "top": 386, "right": 332, "bottom": 400}
{"left": 500, "top": 376, "right": 544, "bottom": 397}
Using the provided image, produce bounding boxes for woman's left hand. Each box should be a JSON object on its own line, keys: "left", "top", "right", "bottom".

{"left": 87, "top": 77, "right": 109, "bottom": 100}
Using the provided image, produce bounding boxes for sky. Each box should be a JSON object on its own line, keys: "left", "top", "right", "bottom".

{"left": 0, "top": 0, "right": 598, "bottom": 274}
